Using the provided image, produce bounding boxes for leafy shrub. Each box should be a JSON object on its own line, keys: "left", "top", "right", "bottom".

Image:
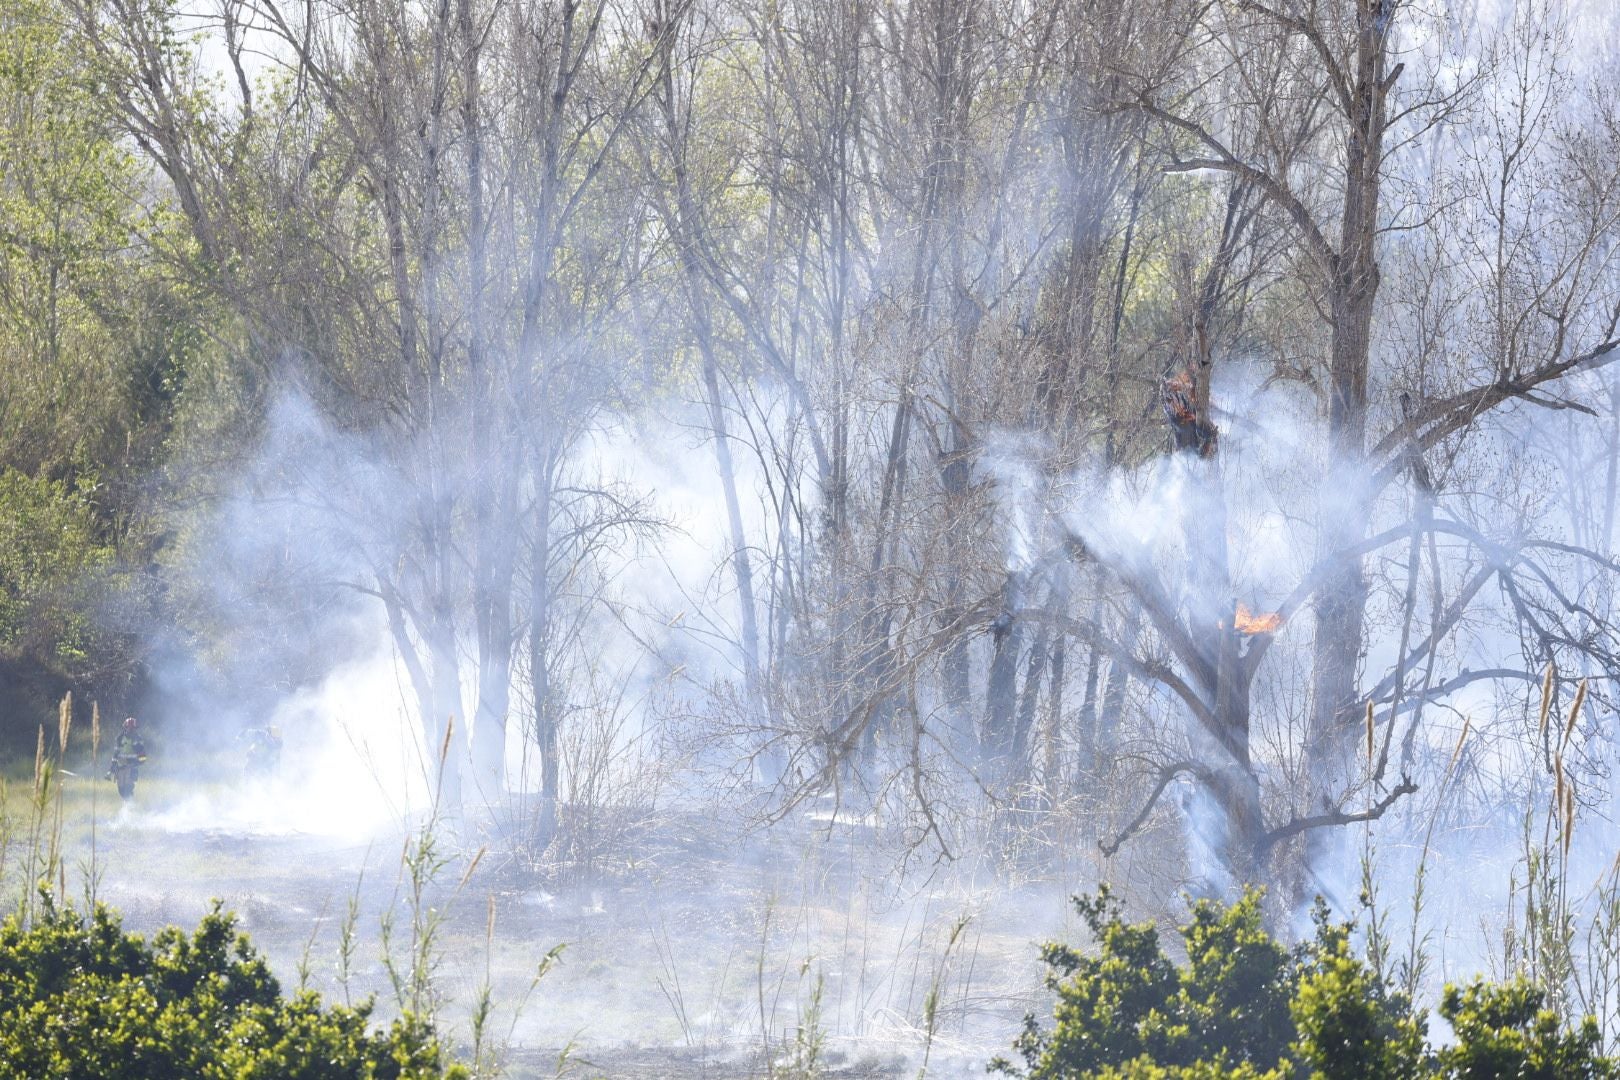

{"left": 993, "top": 886, "right": 1616, "bottom": 1080}
{"left": 0, "top": 896, "right": 466, "bottom": 1079}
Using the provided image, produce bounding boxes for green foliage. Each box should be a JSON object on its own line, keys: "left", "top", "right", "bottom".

{"left": 1088, "top": 1059, "right": 1282, "bottom": 1080}
{"left": 0, "top": 0, "right": 204, "bottom": 723}
{"left": 998, "top": 888, "right": 1296, "bottom": 1077}
{"left": 994, "top": 888, "right": 1618, "bottom": 1080}
{"left": 1437, "top": 979, "right": 1612, "bottom": 1080}
{"left": 0, "top": 896, "right": 466, "bottom": 1080}
{"left": 1289, "top": 909, "right": 1426, "bottom": 1080}
{"left": 0, "top": 0, "right": 156, "bottom": 475}
{"left": 0, "top": 469, "right": 110, "bottom": 668}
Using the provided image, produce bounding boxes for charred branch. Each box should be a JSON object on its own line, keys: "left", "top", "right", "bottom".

{"left": 1163, "top": 365, "right": 1218, "bottom": 456}
{"left": 1258, "top": 778, "right": 1418, "bottom": 855}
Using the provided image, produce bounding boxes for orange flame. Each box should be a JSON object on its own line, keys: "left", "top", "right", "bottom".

{"left": 1232, "top": 603, "right": 1283, "bottom": 635}
{"left": 1162, "top": 366, "right": 1218, "bottom": 457}
{"left": 1163, "top": 369, "right": 1197, "bottom": 426}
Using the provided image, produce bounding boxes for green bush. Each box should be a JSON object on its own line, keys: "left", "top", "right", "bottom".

{"left": 993, "top": 887, "right": 1616, "bottom": 1080}
{"left": 0, "top": 896, "right": 467, "bottom": 1080}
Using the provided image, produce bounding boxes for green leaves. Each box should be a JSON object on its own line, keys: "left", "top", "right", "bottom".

{"left": 1437, "top": 979, "right": 1614, "bottom": 1080}
{"left": 1000, "top": 889, "right": 1296, "bottom": 1079}
{"left": 1289, "top": 929, "right": 1425, "bottom": 1080}
{"left": 0, "top": 469, "right": 109, "bottom": 667}
{"left": 0, "top": 0, "right": 207, "bottom": 711}
{"left": 0, "top": 900, "right": 467, "bottom": 1080}
{"left": 1172, "top": 892, "right": 1295, "bottom": 1066}
{"left": 997, "top": 888, "right": 1617, "bottom": 1080}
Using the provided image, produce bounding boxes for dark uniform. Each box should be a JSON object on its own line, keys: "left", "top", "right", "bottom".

{"left": 243, "top": 726, "right": 283, "bottom": 777}
{"left": 107, "top": 723, "right": 147, "bottom": 800}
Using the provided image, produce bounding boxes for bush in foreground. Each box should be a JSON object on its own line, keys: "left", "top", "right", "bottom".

{"left": 993, "top": 887, "right": 1612, "bottom": 1080}
{"left": 0, "top": 896, "right": 466, "bottom": 1079}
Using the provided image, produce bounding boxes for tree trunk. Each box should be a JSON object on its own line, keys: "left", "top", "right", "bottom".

{"left": 1306, "top": 0, "right": 1392, "bottom": 799}
{"left": 463, "top": 0, "right": 514, "bottom": 811}
{"left": 984, "top": 572, "right": 1024, "bottom": 772}
{"left": 654, "top": 37, "right": 770, "bottom": 778}
{"left": 529, "top": 455, "right": 559, "bottom": 846}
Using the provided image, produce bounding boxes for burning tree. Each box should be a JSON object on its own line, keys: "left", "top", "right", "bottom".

{"left": 30, "top": 0, "right": 1620, "bottom": 899}
{"left": 999, "top": 0, "right": 1620, "bottom": 887}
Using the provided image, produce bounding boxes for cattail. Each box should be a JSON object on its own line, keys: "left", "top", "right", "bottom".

{"left": 57, "top": 692, "right": 72, "bottom": 754}
{"left": 1538, "top": 662, "right": 1555, "bottom": 737}
{"left": 1563, "top": 779, "right": 1577, "bottom": 858}
{"left": 91, "top": 701, "right": 101, "bottom": 757}
{"left": 1444, "top": 715, "right": 1472, "bottom": 776}
{"left": 440, "top": 716, "right": 455, "bottom": 770}
{"left": 1563, "top": 679, "right": 1587, "bottom": 749}
{"left": 458, "top": 845, "right": 488, "bottom": 890}
{"left": 1365, "top": 700, "right": 1375, "bottom": 766}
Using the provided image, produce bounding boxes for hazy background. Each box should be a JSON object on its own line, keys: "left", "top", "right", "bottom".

{"left": 4, "top": 0, "right": 1620, "bottom": 1072}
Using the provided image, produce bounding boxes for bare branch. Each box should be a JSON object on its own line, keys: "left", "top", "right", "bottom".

{"left": 1370, "top": 332, "right": 1620, "bottom": 493}
{"left": 1235, "top": 0, "right": 1354, "bottom": 117}
{"left": 1100, "top": 760, "right": 1211, "bottom": 857}
{"left": 1137, "top": 100, "right": 1337, "bottom": 271}
{"left": 1258, "top": 779, "right": 1418, "bottom": 853}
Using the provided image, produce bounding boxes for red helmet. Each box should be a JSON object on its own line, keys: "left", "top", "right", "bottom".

{"left": 123, "top": 717, "right": 138, "bottom": 731}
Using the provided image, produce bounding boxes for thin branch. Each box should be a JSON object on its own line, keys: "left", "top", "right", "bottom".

{"left": 1138, "top": 99, "right": 1337, "bottom": 271}
{"left": 1021, "top": 608, "right": 1217, "bottom": 738}
{"left": 1258, "top": 778, "right": 1417, "bottom": 853}
{"left": 1235, "top": 0, "right": 1353, "bottom": 117}
{"left": 1100, "top": 760, "right": 1210, "bottom": 857}
{"left": 1370, "top": 331, "right": 1620, "bottom": 493}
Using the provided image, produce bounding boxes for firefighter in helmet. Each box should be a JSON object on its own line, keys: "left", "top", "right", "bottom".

{"left": 242, "top": 724, "right": 283, "bottom": 778}
{"left": 106, "top": 716, "right": 148, "bottom": 800}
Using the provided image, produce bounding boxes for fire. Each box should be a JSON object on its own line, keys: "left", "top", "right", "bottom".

{"left": 1232, "top": 603, "right": 1283, "bottom": 635}
{"left": 1163, "top": 369, "right": 1197, "bottom": 426}
{"left": 1161, "top": 365, "right": 1218, "bottom": 457}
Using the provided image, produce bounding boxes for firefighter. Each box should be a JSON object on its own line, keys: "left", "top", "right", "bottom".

{"left": 106, "top": 716, "right": 148, "bottom": 801}
{"left": 242, "top": 724, "right": 283, "bottom": 777}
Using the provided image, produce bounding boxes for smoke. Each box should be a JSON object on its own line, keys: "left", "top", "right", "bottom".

{"left": 44, "top": 0, "right": 1620, "bottom": 1070}
{"left": 96, "top": 379, "right": 1103, "bottom": 1068}
{"left": 1177, "top": 779, "right": 1236, "bottom": 900}
{"left": 119, "top": 373, "right": 816, "bottom": 843}
{"left": 138, "top": 647, "right": 427, "bottom": 838}
{"left": 979, "top": 431, "right": 1048, "bottom": 575}
{"left": 978, "top": 337, "right": 1620, "bottom": 993}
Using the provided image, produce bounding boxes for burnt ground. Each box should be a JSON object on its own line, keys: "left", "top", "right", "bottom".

{"left": 52, "top": 778, "right": 1078, "bottom": 1079}
{"left": 503, "top": 1044, "right": 905, "bottom": 1079}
